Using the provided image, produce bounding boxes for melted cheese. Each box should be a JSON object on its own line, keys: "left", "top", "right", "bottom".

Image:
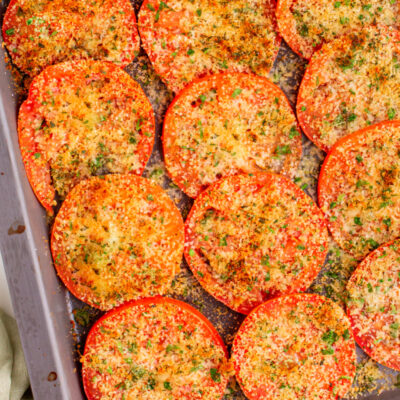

{"left": 278, "top": 0, "right": 397, "bottom": 59}
{"left": 319, "top": 121, "right": 400, "bottom": 260}
{"left": 82, "top": 300, "right": 228, "bottom": 399}
{"left": 51, "top": 175, "right": 184, "bottom": 310}
{"left": 19, "top": 60, "right": 155, "bottom": 200}
{"left": 138, "top": 0, "right": 280, "bottom": 92}
{"left": 163, "top": 73, "right": 302, "bottom": 198}
{"left": 297, "top": 26, "right": 400, "bottom": 150}
{"left": 3, "top": 0, "right": 139, "bottom": 76}
{"left": 185, "top": 173, "right": 328, "bottom": 313}
{"left": 347, "top": 239, "right": 400, "bottom": 369}
{"left": 232, "top": 294, "right": 356, "bottom": 400}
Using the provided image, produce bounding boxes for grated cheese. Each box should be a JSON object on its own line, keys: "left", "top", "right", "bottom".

{"left": 163, "top": 73, "right": 302, "bottom": 198}
{"left": 318, "top": 120, "right": 400, "bottom": 260}
{"left": 185, "top": 173, "right": 328, "bottom": 314}
{"left": 82, "top": 299, "right": 229, "bottom": 399}
{"left": 18, "top": 59, "right": 155, "bottom": 208}
{"left": 232, "top": 294, "right": 356, "bottom": 400}
{"left": 297, "top": 26, "right": 400, "bottom": 151}
{"left": 347, "top": 239, "right": 400, "bottom": 370}
{"left": 138, "top": 0, "right": 280, "bottom": 92}
{"left": 277, "top": 0, "right": 398, "bottom": 59}
{"left": 2, "top": 0, "right": 139, "bottom": 77}
{"left": 51, "top": 175, "right": 184, "bottom": 310}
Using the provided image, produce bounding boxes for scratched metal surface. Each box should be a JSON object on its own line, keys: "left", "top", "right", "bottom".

{"left": 0, "top": 0, "right": 400, "bottom": 398}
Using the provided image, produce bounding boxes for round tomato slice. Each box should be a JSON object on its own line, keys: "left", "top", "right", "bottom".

{"left": 347, "top": 239, "right": 400, "bottom": 371}
{"left": 138, "top": 0, "right": 281, "bottom": 93}
{"left": 297, "top": 26, "right": 400, "bottom": 152}
{"left": 18, "top": 59, "right": 155, "bottom": 214}
{"left": 232, "top": 293, "right": 356, "bottom": 400}
{"left": 82, "top": 296, "right": 229, "bottom": 400}
{"left": 318, "top": 120, "right": 400, "bottom": 260}
{"left": 184, "top": 173, "right": 328, "bottom": 314}
{"left": 276, "top": 0, "right": 398, "bottom": 60}
{"left": 51, "top": 175, "right": 184, "bottom": 311}
{"left": 163, "top": 73, "right": 302, "bottom": 198}
{"left": 2, "top": 0, "right": 139, "bottom": 77}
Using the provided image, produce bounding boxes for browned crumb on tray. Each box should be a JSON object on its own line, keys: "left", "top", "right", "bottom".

{"left": 224, "top": 376, "right": 246, "bottom": 399}
{"left": 269, "top": 43, "right": 307, "bottom": 105}
{"left": 310, "top": 238, "right": 358, "bottom": 307}
{"left": 294, "top": 139, "right": 325, "bottom": 201}
{"left": 144, "top": 161, "right": 190, "bottom": 214}
{"left": 125, "top": 54, "right": 173, "bottom": 116}
{"left": 348, "top": 357, "right": 392, "bottom": 398}
{"left": 168, "top": 264, "right": 244, "bottom": 346}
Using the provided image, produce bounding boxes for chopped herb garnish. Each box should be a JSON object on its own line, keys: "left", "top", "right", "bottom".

{"left": 210, "top": 368, "right": 221, "bottom": 382}
{"left": 231, "top": 88, "right": 242, "bottom": 98}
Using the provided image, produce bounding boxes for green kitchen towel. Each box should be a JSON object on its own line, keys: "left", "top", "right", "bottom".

{"left": 0, "top": 310, "right": 30, "bottom": 400}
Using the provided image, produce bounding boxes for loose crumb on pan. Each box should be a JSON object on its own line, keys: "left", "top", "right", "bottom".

{"left": 310, "top": 238, "right": 358, "bottom": 307}
{"left": 348, "top": 357, "right": 393, "bottom": 398}
{"left": 269, "top": 42, "right": 308, "bottom": 105}
{"left": 294, "top": 138, "right": 325, "bottom": 201}
{"left": 125, "top": 53, "right": 173, "bottom": 116}
{"left": 167, "top": 263, "right": 245, "bottom": 347}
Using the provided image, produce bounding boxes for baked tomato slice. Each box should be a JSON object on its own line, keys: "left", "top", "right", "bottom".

{"left": 318, "top": 121, "right": 400, "bottom": 260}
{"left": 2, "top": 0, "right": 139, "bottom": 77}
{"left": 18, "top": 59, "right": 155, "bottom": 214}
{"left": 163, "top": 73, "right": 301, "bottom": 198}
{"left": 51, "top": 175, "right": 184, "bottom": 311}
{"left": 82, "top": 296, "right": 229, "bottom": 400}
{"left": 276, "top": 0, "right": 398, "bottom": 59}
{"left": 297, "top": 26, "right": 400, "bottom": 152}
{"left": 347, "top": 239, "right": 400, "bottom": 371}
{"left": 232, "top": 293, "right": 356, "bottom": 400}
{"left": 138, "top": 0, "right": 281, "bottom": 92}
{"left": 184, "top": 173, "right": 328, "bottom": 314}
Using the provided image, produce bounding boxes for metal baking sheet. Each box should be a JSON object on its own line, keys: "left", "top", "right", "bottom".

{"left": 0, "top": 0, "right": 400, "bottom": 398}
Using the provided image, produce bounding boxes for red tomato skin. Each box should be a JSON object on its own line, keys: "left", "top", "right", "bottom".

{"left": 82, "top": 296, "right": 229, "bottom": 400}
